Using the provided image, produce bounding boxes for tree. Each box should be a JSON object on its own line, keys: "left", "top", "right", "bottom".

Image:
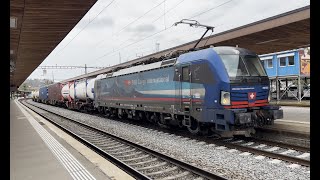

{"left": 19, "top": 83, "right": 28, "bottom": 91}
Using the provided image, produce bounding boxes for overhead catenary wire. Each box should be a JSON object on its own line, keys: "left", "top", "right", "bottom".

{"left": 151, "top": 0, "right": 186, "bottom": 23}
{"left": 92, "top": 0, "right": 234, "bottom": 65}
{"left": 55, "top": 0, "right": 116, "bottom": 56}
{"left": 106, "top": 0, "right": 185, "bottom": 50}
{"left": 189, "top": 0, "right": 234, "bottom": 19}
{"left": 95, "top": 0, "right": 167, "bottom": 48}
{"left": 93, "top": 26, "right": 172, "bottom": 64}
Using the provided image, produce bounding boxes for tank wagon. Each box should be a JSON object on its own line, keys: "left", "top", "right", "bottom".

{"left": 32, "top": 90, "right": 39, "bottom": 101}
{"left": 33, "top": 46, "right": 283, "bottom": 137}
{"left": 60, "top": 74, "right": 107, "bottom": 111}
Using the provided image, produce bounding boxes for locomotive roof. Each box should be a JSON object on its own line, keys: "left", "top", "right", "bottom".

{"left": 212, "top": 46, "right": 257, "bottom": 56}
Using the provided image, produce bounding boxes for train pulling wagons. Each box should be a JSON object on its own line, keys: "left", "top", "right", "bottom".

{"left": 32, "top": 46, "right": 283, "bottom": 137}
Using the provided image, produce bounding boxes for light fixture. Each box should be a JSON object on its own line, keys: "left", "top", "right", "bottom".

{"left": 10, "top": 17, "right": 17, "bottom": 28}
{"left": 256, "top": 39, "right": 279, "bottom": 45}
{"left": 10, "top": 50, "right": 14, "bottom": 54}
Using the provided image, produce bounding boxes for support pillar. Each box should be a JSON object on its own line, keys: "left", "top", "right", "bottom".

{"left": 285, "top": 78, "right": 288, "bottom": 99}
{"left": 298, "top": 76, "right": 301, "bottom": 102}
{"left": 276, "top": 77, "right": 279, "bottom": 102}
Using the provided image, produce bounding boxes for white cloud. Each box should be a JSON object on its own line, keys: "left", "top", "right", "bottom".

{"left": 27, "top": 0, "right": 310, "bottom": 81}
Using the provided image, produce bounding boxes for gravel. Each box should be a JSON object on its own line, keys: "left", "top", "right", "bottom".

{"left": 28, "top": 100, "right": 310, "bottom": 180}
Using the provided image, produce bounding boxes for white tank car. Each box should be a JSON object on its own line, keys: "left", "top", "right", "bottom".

{"left": 86, "top": 78, "right": 95, "bottom": 100}
{"left": 34, "top": 90, "right": 39, "bottom": 98}
{"left": 69, "top": 82, "right": 75, "bottom": 100}
{"left": 61, "top": 84, "right": 70, "bottom": 100}
{"left": 75, "top": 80, "right": 87, "bottom": 100}
{"left": 87, "top": 74, "right": 107, "bottom": 100}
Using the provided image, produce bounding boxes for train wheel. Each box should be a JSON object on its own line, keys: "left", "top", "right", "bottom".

{"left": 187, "top": 118, "right": 201, "bottom": 135}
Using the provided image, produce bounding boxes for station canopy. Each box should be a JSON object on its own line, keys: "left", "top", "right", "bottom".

{"left": 10, "top": 0, "right": 97, "bottom": 91}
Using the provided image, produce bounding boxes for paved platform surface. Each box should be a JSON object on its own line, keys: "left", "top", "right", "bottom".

{"left": 10, "top": 99, "right": 133, "bottom": 180}
{"left": 280, "top": 106, "right": 310, "bottom": 123}
{"left": 260, "top": 106, "right": 310, "bottom": 137}
{"left": 272, "top": 121, "right": 309, "bottom": 135}
{"left": 270, "top": 100, "right": 310, "bottom": 107}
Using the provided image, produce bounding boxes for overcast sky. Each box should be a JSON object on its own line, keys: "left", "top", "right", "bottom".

{"left": 27, "top": 0, "right": 309, "bottom": 82}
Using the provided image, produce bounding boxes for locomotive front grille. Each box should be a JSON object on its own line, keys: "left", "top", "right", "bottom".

{"left": 225, "top": 90, "right": 269, "bottom": 108}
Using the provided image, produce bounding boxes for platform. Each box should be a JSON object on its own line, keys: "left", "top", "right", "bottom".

{"left": 260, "top": 106, "right": 310, "bottom": 137}
{"left": 270, "top": 99, "right": 310, "bottom": 107}
{"left": 10, "top": 99, "right": 134, "bottom": 180}
{"left": 257, "top": 119, "right": 310, "bottom": 141}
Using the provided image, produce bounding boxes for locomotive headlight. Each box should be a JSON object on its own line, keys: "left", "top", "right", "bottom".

{"left": 221, "top": 91, "right": 231, "bottom": 105}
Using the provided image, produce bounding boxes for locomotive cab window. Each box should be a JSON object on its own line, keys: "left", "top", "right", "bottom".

{"left": 220, "top": 54, "right": 267, "bottom": 77}
{"left": 182, "top": 66, "right": 190, "bottom": 81}
{"left": 288, "top": 56, "right": 295, "bottom": 66}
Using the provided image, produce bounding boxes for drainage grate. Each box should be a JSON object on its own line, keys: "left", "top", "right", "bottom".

{"left": 38, "top": 121, "right": 45, "bottom": 125}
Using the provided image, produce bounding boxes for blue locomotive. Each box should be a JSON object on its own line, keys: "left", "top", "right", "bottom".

{"left": 93, "top": 46, "right": 283, "bottom": 137}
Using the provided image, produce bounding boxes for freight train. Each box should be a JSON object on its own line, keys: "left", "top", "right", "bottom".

{"left": 32, "top": 46, "right": 283, "bottom": 137}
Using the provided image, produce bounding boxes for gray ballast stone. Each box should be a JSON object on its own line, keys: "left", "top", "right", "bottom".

{"left": 28, "top": 100, "right": 310, "bottom": 180}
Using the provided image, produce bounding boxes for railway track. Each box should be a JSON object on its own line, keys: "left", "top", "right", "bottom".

{"left": 25, "top": 100, "right": 310, "bottom": 168}
{"left": 21, "top": 100, "right": 227, "bottom": 180}
{"left": 214, "top": 138, "right": 310, "bottom": 167}
{"left": 164, "top": 131, "right": 310, "bottom": 167}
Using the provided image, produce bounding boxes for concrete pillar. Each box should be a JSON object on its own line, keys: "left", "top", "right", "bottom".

{"left": 276, "top": 77, "right": 279, "bottom": 102}
{"left": 298, "top": 76, "right": 301, "bottom": 102}
{"left": 285, "top": 78, "right": 288, "bottom": 99}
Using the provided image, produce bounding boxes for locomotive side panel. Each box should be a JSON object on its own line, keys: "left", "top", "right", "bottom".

{"left": 95, "top": 66, "right": 178, "bottom": 113}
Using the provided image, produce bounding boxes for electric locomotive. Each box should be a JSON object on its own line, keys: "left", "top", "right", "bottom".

{"left": 93, "top": 46, "right": 283, "bottom": 137}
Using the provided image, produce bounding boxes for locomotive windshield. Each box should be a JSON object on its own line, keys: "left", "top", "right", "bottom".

{"left": 220, "top": 54, "right": 267, "bottom": 78}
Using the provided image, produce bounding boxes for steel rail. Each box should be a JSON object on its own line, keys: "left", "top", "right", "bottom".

{"left": 22, "top": 100, "right": 227, "bottom": 180}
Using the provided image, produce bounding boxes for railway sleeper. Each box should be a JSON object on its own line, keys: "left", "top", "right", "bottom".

{"left": 145, "top": 166, "right": 178, "bottom": 177}
{"left": 135, "top": 162, "right": 168, "bottom": 171}
{"left": 109, "top": 148, "right": 136, "bottom": 155}
{"left": 115, "top": 151, "right": 143, "bottom": 158}
{"left": 95, "top": 141, "right": 119, "bottom": 147}
{"left": 128, "top": 158, "right": 159, "bottom": 166}
{"left": 158, "top": 171, "right": 191, "bottom": 180}
{"left": 87, "top": 138, "right": 111, "bottom": 143}
{"left": 100, "top": 143, "right": 123, "bottom": 149}
{"left": 122, "top": 155, "right": 150, "bottom": 162}
{"left": 106, "top": 146, "right": 131, "bottom": 152}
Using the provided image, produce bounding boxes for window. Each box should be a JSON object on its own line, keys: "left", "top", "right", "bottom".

{"left": 279, "top": 57, "right": 286, "bottom": 67}
{"left": 219, "top": 55, "right": 249, "bottom": 77}
{"left": 267, "top": 59, "right": 273, "bottom": 68}
{"left": 182, "top": 66, "right": 189, "bottom": 81}
{"left": 288, "top": 56, "right": 295, "bottom": 66}
{"left": 242, "top": 55, "right": 267, "bottom": 76}
{"left": 261, "top": 60, "right": 265, "bottom": 67}
{"left": 191, "top": 62, "right": 215, "bottom": 83}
